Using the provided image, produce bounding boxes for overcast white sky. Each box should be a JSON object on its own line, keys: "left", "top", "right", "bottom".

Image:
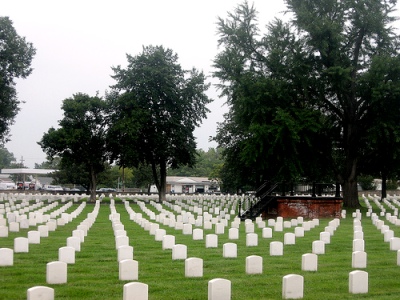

{"left": 2, "top": 1, "right": 288, "bottom": 167}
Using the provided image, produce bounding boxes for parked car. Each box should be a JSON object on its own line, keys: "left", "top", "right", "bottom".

{"left": 43, "top": 185, "right": 64, "bottom": 192}
{"left": 97, "top": 188, "right": 116, "bottom": 192}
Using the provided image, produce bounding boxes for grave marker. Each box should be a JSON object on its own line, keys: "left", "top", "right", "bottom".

{"left": 270, "top": 241, "right": 283, "bottom": 256}
{"left": 352, "top": 251, "right": 367, "bottom": 268}
{"left": 58, "top": 246, "right": 75, "bottom": 264}
{"left": 172, "top": 244, "right": 187, "bottom": 260}
{"left": 246, "top": 233, "right": 258, "bottom": 247}
{"left": 123, "top": 282, "right": 148, "bottom": 300}
{"left": 46, "top": 261, "right": 67, "bottom": 284}
{"left": 349, "top": 270, "right": 368, "bottom": 294}
{"left": 208, "top": 278, "right": 231, "bottom": 300}
{"left": 27, "top": 286, "right": 54, "bottom": 300}
{"left": 282, "top": 274, "right": 304, "bottom": 299}
{"left": 223, "top": 242, "right": 237, "bottom": 258}
{"left": 0, "top": 248, "right": 13, "bottom": 266}
{"left": 119, "top": 259, "right": 139, "bottom": 280}
{"left": 185, "top": 257, "right": 203, "bottom": 277}
{"left": 245, "top": 255, "right": 262, "bottom": 274}
{"left": 301, "top": 253, "right": 317, "bottom": 271}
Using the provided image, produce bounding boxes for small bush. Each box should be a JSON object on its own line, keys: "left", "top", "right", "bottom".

{"left": 358, "top": 174, "right": 375, "bottom": 190}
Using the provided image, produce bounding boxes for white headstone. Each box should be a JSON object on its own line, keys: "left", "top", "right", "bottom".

{"left": 245, "top": 255, "right": 262, "bottom": 274}
{"left": 274, "top": 222, "right": 283, "bottom": 232}
{"left": 353, "top": 231, "right": 363, "bottom": 240}
{"left": 397, "top": 249, "right": 400, "bottom": 266}
{"left": 185, "top": 257, "right": 203, "bottom": 277}
{"left": 390, "top": 237, "right": 400, "bottom": 251}
{"left": 301, "top": 253, "right": 317, "bottom": 271}
{"left": 352, "top": 239, "right": 365, "bottom": 252}
{"left": 193, "top": 228, "right": 203, "bottom": 240}
{"left": 183, "top": 224, "right": 193, "bottom": 235}
{"left": 172, "top": 244, "right": 187, "bottom": 260}
{"left": 119, "top": 259, "right": 139, "bottom": 280}
{"left": 282, "top": 274, "right": 304, "bottom": 299}
{"left": 208, "top": 278, "right": 231, "bottom": 300}
{"left": 352, "top": 251, "right": 367, "bottom": 268}
{"left": 302, "top": 222, "right": 311, "bottom": 231}
{"left": 294, "top": 227, "right": 304, "bottom": 237}
{"left": 284, "top": 233, "right": 296, "bottom": 245}
{"left": 228, "top": 227, "right": 239, "bottom": 240}
{"left": 312, "top": 240, "right": 325, "bottom": 255}
{"left": 155, "top": 229, "right": 166, "bottom": 241}
{"left": 28, "top": 231, "right": 41, "bottom": 244}
{"left": 123, "top": 282, "right": 148, "bottom": 300}
{"left": 245, "top": 223, "right": 255, "bottom": 233}
{"left": 246, "top": 233, "right": 258, "bottom": 247}
{"left": 72, "top": 229, "right": 85, "bottom": 243}
{"left": 384, "top": 230, "right": 394, "bottom": 242}
{"left": 320, "top": 232, "right": 330, "bottom": 244}
{"left": 270, "top": 241, "right": 283, "bottom": 256}
{"left": 349, "top": 270, "right": 368, "bottom": 294}
{"left": 262, "top": 227, "right": 273, "bottom": 238}
{"left": 46, "top": 261, "right": 67, "bottom": 284}
{"left": 116, "top": 236, "right": 129, "bottom": 249}
{"left": 206, "top": 234, "right": 218, "bottom": 248}
{"left": 9, "top": 221, "right": 19, "bottom": 232}
{"left": 283, "top": 221, "right": 292, "bottom": 228}
{"left": 14, "top": 237, "right": 29, "bottom": 253}
{"left": 162, "top": 235, "right": 175, "bottom": 250}
{"left": 67, "top": 236, "right": 81, "bottom": 252}
{"left": 38, "top": 225, "right": 49, "bottom": 237}
{"left": 59, "top": 246, "right": 75, "bottom": 264}
{"left": 0, "top": 225, "right": 8, "bottom": 237}
{"left": 27, "top": 286, "right": 54, "bottom": 300}
{"left": 0, "top": 248, "right": 13, "bottom": 266}
{"left": 118, "top": 245, "right": 134, "bottom": 262}
{"left": 223, "top": 242, "right": 237, "bottom": 258}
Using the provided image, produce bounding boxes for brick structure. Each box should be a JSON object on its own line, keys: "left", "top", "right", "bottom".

{"left": 262, "top": 196, "right": 343, "bottom": 219}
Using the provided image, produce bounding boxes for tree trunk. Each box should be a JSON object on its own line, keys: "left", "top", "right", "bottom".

{"left": 381, "top": 172, "right": 387, "bottom": 200}
{"left": 158, "top": 160, "right": 167, "bottom": 203}
{"left": 89, "top": 166, "right": 97, "bottom": 202}
{"left": 342, "top": 178, "right": 359, "bottom": 208}
{"left": 341, "top": 120, "right": 361, "bottom": 208}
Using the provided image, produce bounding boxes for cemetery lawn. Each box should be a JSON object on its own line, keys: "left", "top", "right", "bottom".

{"left": 1, "top": 197, "right": 400, "bottom": 299}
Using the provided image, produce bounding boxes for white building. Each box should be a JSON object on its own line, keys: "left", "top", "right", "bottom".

{"left": 150, "top": 176, "right": 219, "bottom": 194}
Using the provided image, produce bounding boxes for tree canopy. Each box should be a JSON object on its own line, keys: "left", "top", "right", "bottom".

{"left": 38, "top": 93, "right": 109, "bottom": 201}
{"left": 108, "top": 45, "right": 212, "bottom": 202}
{"left": 0, "top": 17, "right": 36, "bottom": 144}
{"left": 213, "top": 0, "right": 400, "bottom": 207}
{"left": 0, "top": 146, "right": 15, "bottom": 169}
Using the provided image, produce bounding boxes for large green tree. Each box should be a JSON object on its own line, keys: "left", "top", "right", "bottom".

{"left": 358, "top": 55, "right": 400, "bottom": 199}
{"left": 109, "top": 45, "right": 212, "bottom": 202}
{"left": 167, "top": 148, "right": 224, "bottom": 178}
{"left": 39, "top": 93, "right": 110, "bottom": 201}
{"left": 0, "top": 17, "right": 36, "bottom": 143}
{"left": 213, "top": 1, "right": 400, "bottom": 207}
{"left": 0, "top": 146, "right": 15, "bottom": 169}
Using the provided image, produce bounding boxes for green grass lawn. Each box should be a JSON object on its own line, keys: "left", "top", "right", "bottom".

{"left": 1, "top": 196, "right": 400, "bottom": 299}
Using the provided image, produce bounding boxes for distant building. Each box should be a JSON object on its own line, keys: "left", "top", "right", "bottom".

{"left": 150, "top": 176, "right": 219, "bottom": 194}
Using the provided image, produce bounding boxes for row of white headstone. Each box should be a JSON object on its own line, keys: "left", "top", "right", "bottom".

{"left": 118, "top": 200, "right": 376, "bottom": 299}
{"left": 0, "top": 201, "right": 88, "bottom": 266}
{"left": 26, "top": 200, "right": 101, "bottom": 300}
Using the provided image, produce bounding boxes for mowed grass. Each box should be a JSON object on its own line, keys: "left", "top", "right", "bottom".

{"left": 1, "top": 197, "right": 400, "bottom": 299}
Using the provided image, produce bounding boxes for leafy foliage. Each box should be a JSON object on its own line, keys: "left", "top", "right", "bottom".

{"left": 0, "top": 146, "right": 15, "bottom": 168}
{"left": 38, "top": 93, "right": 110, "bottom": 200}
{"left": 213, "top": 1, "right": 400, "bottom": 206}
{"left": 167, "top": 148, "right": 224, "bottom": 178}
{"left": 109, "top": 45, "right": 212, "bottom": 201}
{"left": 0, "top": 17, "right": 36, "bottom": 144}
